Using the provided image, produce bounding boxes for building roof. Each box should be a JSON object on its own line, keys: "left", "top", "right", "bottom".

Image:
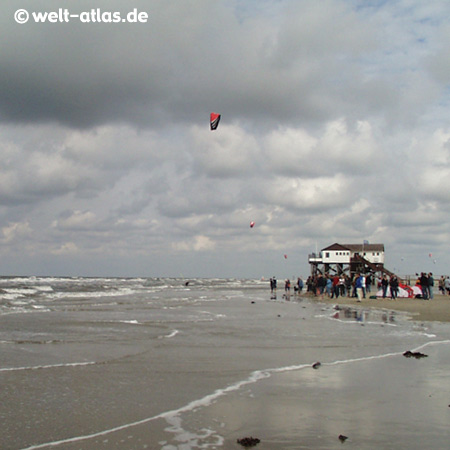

{"left": 344, "top": 244, "right": 384, "bottom": 252}
{"left": 322, "top": 243, "right": 384, "bottom": 252}
{"left": 321, "top": 243, "right": 350, "bottom": 251}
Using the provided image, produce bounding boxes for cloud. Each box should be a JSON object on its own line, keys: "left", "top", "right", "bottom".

{"left": 0, "top": 0, "right": 450, "bottom": 277}
{"left": 264, "top": 119, "right": 381, "bottom": 177}
{"left": 1, "top": 221, "right": 33, "bottom": 243}
{"left": 172, "top": 235, "right": 216, "bottom": 252}
{"left": 52, "top": 210, "right": 98, "bottom": 231}
{"left": 51, "top": 242, "right": 79, "bottom": 255}
{"left": 190, "top": 124, "right": 260, "bottom": 178}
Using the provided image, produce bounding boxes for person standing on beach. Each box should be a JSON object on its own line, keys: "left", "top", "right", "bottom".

{"left": 285, "top": 279, "right": 291, "bottom": 294}
{"left": 381, "top": 275, "right": 389, "bottom": 298}
{"left": 326, "top": 275, "right": 332, "bottom": 297}
{"left": 366, "top": 273, "right": 372, "bottom": 294}
{"left": 297, "top": 277, "right": 304, "bottom": 294}
{"left": 445, "top": 277, "right": 450, "bottom": 295}
{"left": 331, "top": 275, "right": 340, "bottom": 298}
{"left": 306, "top": 276, "right": 313, "bottom": 294}
{"left": 270, "top": 277, "right": 277, "bottom": 295}
{"left": 317, "top": 274, "right": 327, "bottom": 296}
{"left": 345, "top": 275, "right": 352, "bottom": 296}
{"left": 439, "top": 276, "right": 445, "bottom": 295}
{"left": 420, "top": 272, "right": 429, "bottom": 299}
{"left": 389, "top": 275, "right": 399, "bottom": 300}
{"left": 355, "top": 274, "right": 364, "bottom": 302}
{"left": 339, "top": 275, "right": 346, "bottom": 297}
{"left": 428, "top": 273, "right": 434, "bottom": 299}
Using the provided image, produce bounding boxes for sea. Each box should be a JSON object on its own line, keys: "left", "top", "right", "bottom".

{"left": 1, "top": 277, "right": 449, "bottom": 450}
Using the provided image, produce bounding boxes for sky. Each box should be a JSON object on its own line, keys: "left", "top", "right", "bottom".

{"left": 1, "top": 0, "right": 450, "bottom": 278}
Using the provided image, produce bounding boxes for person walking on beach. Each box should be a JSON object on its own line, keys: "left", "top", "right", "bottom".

{"left": 355, "top": 274, "right": 364, "bottom": 302}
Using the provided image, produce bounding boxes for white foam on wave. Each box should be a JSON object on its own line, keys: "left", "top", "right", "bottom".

{"left": 45, "top": 287, "right": 136, "bottom": 301}
{"left": 0, "top": 288, "right": 38, "bottom": 301}
{"left": 32, "top": 285, "right": 54, "bottom": 292}
{"left": 0, "top": 361, "right": 97, "bottom": 373}
{"left": 158, "top": 330, "right": 179, "bottom": 339}
{"left": 200, "top": 310, "right": 226, "bottom": 319}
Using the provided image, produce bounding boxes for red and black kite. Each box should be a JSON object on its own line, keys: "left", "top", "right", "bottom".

{"left": 210, "top": 113, "right": 221, "bottom": 130}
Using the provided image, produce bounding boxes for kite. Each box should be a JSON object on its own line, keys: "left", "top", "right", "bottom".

{"left": 210, "top": 113, "right": 221, "bottom": 130}
{"left": 284, "top": 254, "right": 288, "bottom": 259}
{"left": 250, "top": 221, "right": 255, "bottom": 228}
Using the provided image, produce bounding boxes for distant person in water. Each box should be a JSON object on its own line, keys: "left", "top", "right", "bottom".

{"left": 270, "top": 277, "right": 277, "bottom": 294}
{"left": 285, "top": 279, "right": 291, "bottom": 293}
{"left": 297, "top": 277, "right": 303, "bottom": 294}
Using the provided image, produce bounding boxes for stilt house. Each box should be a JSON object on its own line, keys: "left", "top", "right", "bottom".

{"left": 308, "top": 243, "right": 395, "bottom": 279}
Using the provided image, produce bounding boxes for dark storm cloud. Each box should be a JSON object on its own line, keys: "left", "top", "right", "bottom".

{"left": 0, "top": 0, "right": 390, "bottom": 130}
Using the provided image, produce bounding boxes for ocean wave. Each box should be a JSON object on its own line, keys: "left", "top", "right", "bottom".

{"left": 0, "top": 361, "right": 97, "bottom": 373}
{"left": 45, "top": 287, "right": 137, "bottom": 301}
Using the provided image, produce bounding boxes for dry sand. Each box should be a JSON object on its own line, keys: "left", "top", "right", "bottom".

{"left": 309, "top": 291, "right": 450, "bottom": 322}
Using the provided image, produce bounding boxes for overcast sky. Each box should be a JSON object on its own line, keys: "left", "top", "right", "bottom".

{"left": 1, "top": 0, "right": 450, "bottom": 278}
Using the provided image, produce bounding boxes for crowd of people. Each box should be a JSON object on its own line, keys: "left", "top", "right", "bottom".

{"left": 269, "top": 271, "right": 450, "bottom": 301}
{"left": 412, "top": 272, "right": 434, "bottom": 300}
{"left": 301, "top": 273, "right": 376, "bottom": 301}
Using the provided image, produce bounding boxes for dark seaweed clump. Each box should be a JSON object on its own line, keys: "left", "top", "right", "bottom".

{"left": 403, "top": 350, "right": 428, "bottom": 359}
{"left": 237, "top": 436, "right": 260, "bottom": 447}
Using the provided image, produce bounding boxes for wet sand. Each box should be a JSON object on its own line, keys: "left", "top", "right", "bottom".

{"left": 160, "top": 340, "right": 450, "bottom": 450}
{"left": 2, "top": 279, "right": 450, "bottom": 449}
{"left": 309, "top": 291, "right": 450, "bottom": 323}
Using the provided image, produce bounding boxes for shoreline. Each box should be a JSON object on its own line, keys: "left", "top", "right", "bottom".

{"left": 302, "top": 291, "right": 450, "bottom": 323}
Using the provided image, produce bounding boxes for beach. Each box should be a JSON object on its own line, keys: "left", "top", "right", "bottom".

{"left": 310, "top": 290, "right": 450, "bottom": 323}
{"left": 1, "top": 277, "right": 449, "bottom": 449}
